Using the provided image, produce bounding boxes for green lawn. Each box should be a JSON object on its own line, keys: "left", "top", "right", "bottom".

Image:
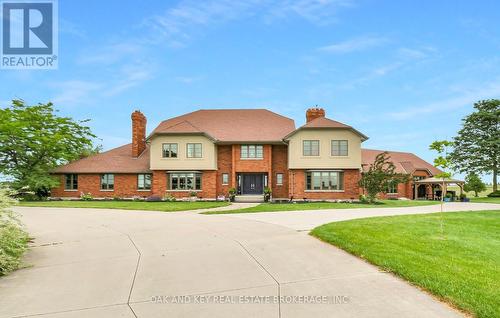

{"left": 18, "top": 200, "right": 230, "bottom": 212}
{"left": 470, "top": 197, "right": 500, "bottom": 204}
{"left": 203, "top": 200, "right": 440, "bottom": 214}
{"left": 448, "top": 185, "right": 498, "bottom": 198}
{"left": 311, "top": 211, "right": 500, "bottom": 318}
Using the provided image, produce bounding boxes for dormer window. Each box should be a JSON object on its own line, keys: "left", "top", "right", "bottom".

{"left": 187, "top": 143, "right": 202, "bottom": 158}
{"left": 331, "top": 140, "right": 348, "bottom": 156}
{"left": 303, "top": 140, "right": 319, "bottom": 156}
{"left": 162, "top": 143, "right": 178, "bottom": 158}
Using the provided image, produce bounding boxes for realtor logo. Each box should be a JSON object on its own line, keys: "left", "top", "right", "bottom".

{"left": 1, "top": 0, "right": 58, "bottom": 69}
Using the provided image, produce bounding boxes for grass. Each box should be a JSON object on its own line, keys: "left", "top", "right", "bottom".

{"left": 448, "top": 185, "right": 498, "bottom": 198}
{"left": 311, "top": 211, "right": 500, "bottom": 318}
{"left": 203, "top": 199, "right": 440, "bottom": 214}
{"left": 18, "top": 200, "right": 230, "bottom": 212}
{"left": 470, "top": 197, "right": 500, "bottom": 204}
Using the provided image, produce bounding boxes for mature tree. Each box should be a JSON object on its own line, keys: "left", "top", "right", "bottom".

{"left": 78, "top": 144, "right": 102, "bottom": 159}
{"left": 464, "top": 172, "right": 486, "bottom": 197}
{"left": 359, "top": 152, "right": 409, "bottom": 203}
{"left": 450, "top": 99, "right": 499, "bottom": 191}
{"left": 0, "top": 100, "right": 97, "bottom": 197}
{"left": 429, "top": 140, "right": 453, "bottom": 179}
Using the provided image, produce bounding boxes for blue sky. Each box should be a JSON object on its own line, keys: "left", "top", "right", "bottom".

{"left": 2, "top": 0, "right": 499, "bottom": 182}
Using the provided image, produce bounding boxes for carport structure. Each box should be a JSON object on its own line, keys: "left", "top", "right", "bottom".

{"left": 414, "top": 177, "right": 465, "bottom": 200}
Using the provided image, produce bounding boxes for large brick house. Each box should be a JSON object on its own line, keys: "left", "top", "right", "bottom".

{"left": 51, "top": 108, "right": 440, "bottom": 200}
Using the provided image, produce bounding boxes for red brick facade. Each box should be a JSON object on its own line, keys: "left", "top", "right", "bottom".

{"left": 51, "top": 174, "right": 153, "bottom": 198}
{"left": 51, "top": 144, "right": 426, "bottom": 201}
{"left": 271, "top": 145, "right": 289, "bottom": 198}
{"left": 131, "top": 111, "right": 147, "bottom": 157}
{"left": 376, "top": 169, "right": 433, "bottom": 200}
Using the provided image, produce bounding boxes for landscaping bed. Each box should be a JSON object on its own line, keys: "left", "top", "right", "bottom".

{"left": 311, "top": 210, "right": 500, "bottom": 318}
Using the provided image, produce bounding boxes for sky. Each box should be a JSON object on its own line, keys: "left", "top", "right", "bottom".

{"left": 1, "top": 0, "right": 499, "bottom": 182}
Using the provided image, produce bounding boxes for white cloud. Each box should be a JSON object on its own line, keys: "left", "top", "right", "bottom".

{"left": 144, "top": 0, "right": 355, "bottom": 46}
{"left": 319, "top": 36, "right": 387, "bottom": 53}
{"left": 267, "top": 0, "right": 355, "bottom": 25}
{"left": 144, "top": 0, "right": 259, "bottom": 46}
{"left": 104, "top": 62, "right": 155, "bottom": 96}
{"left": 340, "top": 46, "right": 437, "bottom": 88}
{"left": 388, "top": 80, "right": 500, "bottom": 120}
{"left": 51, "top": 80, "right": 102, "bottom": 106}
{"left": 77, "top": 43, "right": 143, "bottom": 65}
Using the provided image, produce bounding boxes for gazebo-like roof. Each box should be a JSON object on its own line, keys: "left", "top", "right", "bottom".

{"left": 415, "top": 177, "right": 464, "bottom": 185}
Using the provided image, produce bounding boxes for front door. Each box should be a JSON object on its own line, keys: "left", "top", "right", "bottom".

{"left": 242, "top": 174, "right": 264, "bottom": 195}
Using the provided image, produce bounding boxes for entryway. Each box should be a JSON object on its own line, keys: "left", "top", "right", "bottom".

{"left": 238, "top": 173, "right": 266, "bottom": 195}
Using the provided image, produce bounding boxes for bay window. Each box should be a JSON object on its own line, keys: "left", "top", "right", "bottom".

{"left": 306, "top": 171, "right": 344, "bottom": 191}
{"left": 169, "top": 173, "right": 202, "bottom": 190}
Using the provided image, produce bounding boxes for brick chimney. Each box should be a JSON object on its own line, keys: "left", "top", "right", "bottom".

{"left": 306, "top": 107, "right": 325, "bottom": 122}
{"left": 131, "top": 110, "right": 147, "bottom": 157}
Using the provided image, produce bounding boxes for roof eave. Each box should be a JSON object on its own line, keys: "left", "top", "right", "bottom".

{"left": 147, "top": 132, "right": 218, "bottom": 142}
{"left": 283, "top": 127, "right": 369, "bottom": 142}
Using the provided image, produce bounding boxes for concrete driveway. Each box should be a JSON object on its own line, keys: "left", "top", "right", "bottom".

{"left": 228, "top": 202, "right": 500, "bottom": 231}
{"left": 3, "top": 204, "right": 497, "bottom": 318}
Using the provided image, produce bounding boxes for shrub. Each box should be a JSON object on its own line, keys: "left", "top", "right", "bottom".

{"left": 80, "top": 192, "right": 93, "bottom": 201}
{"left": 359, "top": 194, "right": 369, "bottom": 204}
{"left": 0, "top": 188, "right": 29, "bottom": 276}
{"left": 112, "top": 195, "right": 122, "bottom": 201}
{"left": 264, "top": 187, "right": 272, "bottom": 202}
{"left": 146, "top": 195, "right": 162, "bottom": 202}
{"left": 487, "top": 190, "right": 500, "bottom": 197}
{"left": 163, "top": 194, "right": 176, "bottom": 202}
{"left": 228, "top": 188, "right": 237, "bottom": 202}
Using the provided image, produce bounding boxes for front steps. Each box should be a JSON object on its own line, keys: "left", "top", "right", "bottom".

{"left": 234, "top": 195, "right": 264, "bottom": 203}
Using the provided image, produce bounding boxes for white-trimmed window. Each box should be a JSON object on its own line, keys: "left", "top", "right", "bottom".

{"left": 169, "top": 173, "right": 202, "bottom": 190}
{"left": 187, "top": 143, "right": 202, "bottom": 158}
{"left": 64, "top": 174, "right": 78, "bottom": 190}
{"left": 162, "top": 143, "right": 178, "bottom": 158}
{"left": 276, "top": 173, "right": 283, "bottom": 186}
{"left": 331, "top": 140, "right": 348, "bottom": 156}
{"left": 222, "top": 173, "right": 229, "bottom": 185}
{"left": 303, "top": 140, "right": 319, "bottom": 156}
{"left": 386, "top": 181, "right": 398, "bottom": 194}
{"left": 138, "top": 174, "right": 152, "bottom": 190}
{"left": 100, "top": 174, "right": 114, "bottom": 190}
{"left": 241, "top": 145, "right": 263, "bottom": 159}
{"left": 306, "top": 171, "right": 344, "bottom": 191}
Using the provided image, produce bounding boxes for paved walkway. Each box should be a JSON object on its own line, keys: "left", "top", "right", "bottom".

{"left": 228, "top": 202, "right": 500, "bottom": 230}
{"left": 2, "top": 204, "right": 496, "bottom": 317}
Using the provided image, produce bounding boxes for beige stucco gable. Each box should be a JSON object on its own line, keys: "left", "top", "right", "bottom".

{"left": 150, "top": 135, "right": 217, "bottom": 170}
{"left": 287, "top": 129, "right": 362, "bottom": 169}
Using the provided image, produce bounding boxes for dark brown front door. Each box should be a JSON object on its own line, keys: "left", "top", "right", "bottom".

{"left": 242, "top": 174, "right": 264, "bottom": 195}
